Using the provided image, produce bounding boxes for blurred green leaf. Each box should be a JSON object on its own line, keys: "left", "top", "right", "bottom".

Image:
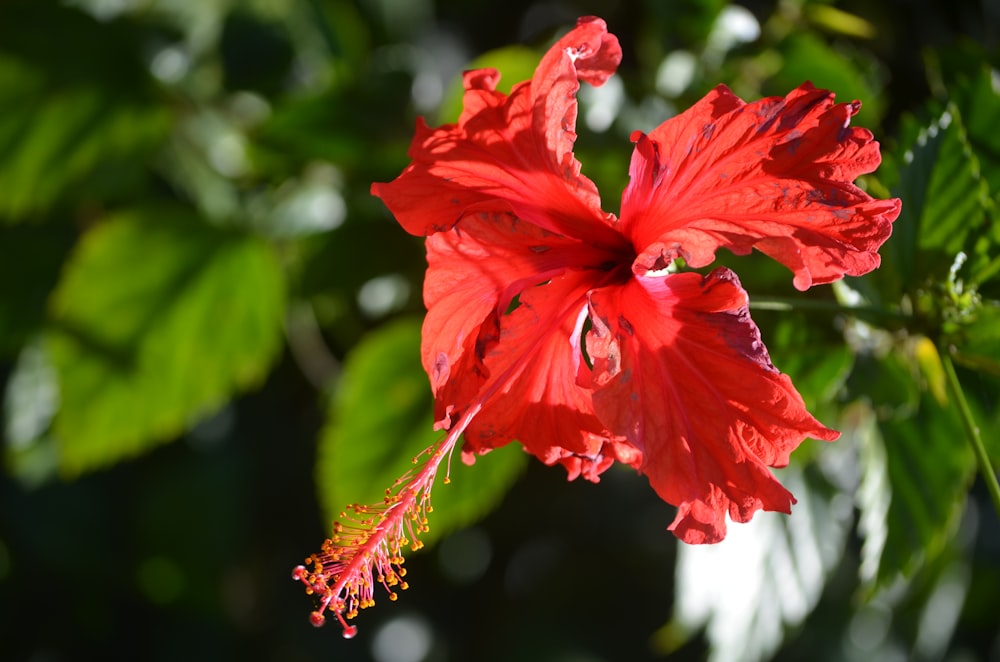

{"left": 951, "top": 302, "right": 1000, "bottom": 376}
{"left": 860, "top": 348, "right": 976, "bottom": 588}
{"left": 0, "top": 3, "right": 170, "bottom": 220}
{"left": 763, "top": 311, "right": 854, "bottom": 415}
{"left": 305, "top": 0, "right": 371, "bottom": 68}
{"left": 0, "top": 57, "right": 169, "bottom": 220}
{"left": 316, "top": 317, "right": 527, "bottom": 548}
{"left": 645, "top": 0, "right": 727, "bottom": 50}
{"left": 851, "top": 401, "right": 890, "bottom": 588}
{"left": 804, "top": 5, "right": 877, "bottom": 39}
{"left": 849, "top": 347, "right": 922, "bottom": 417}
{"left": 767, "top": 32, "right": 883, "bottom": 127}
{"left": 46, "top": 208, "right": 285, "bottom": 475}
{"left": 254, "top": 72, "right": 413, "bottom": 181}
{"left": 662, "top": 464, "right": 850, "bottom": 662}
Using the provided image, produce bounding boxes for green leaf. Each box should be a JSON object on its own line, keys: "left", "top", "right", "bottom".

{"left": 46, "top": 208, "right": 285, "bottom": 475}
{"left": 254, "top": 72, "right": 412, "bottom": 184}
{"left": 945, "top": 68, "right": 1000, "bottom": 291}
{"left": 768, "top": 32, "right": 883, "bottom": 128}
{"left": 951, "top": 302, "right": 1000, "bottom": 376}
{"left": 316, "top": 317, "right": 527, "bottom": 547}
{"left": 886, "top": 105, "right": 991, "bottom": 292}
{"left": 0, "top": 3, "right": 169, "bottom": 220}
{"left": 949, "top": 301, "right": 1000, "bottom": 376}
{"left": 848, "top": 347, "right": 922, "bottom": 418}
{"left": 763, "top": 311, "right": 854, "bottom": 415}
{"left": 803, "top": 5, "right": 877, "bottom": 39}
{"left": 950, "top": 66, "right": 1000, "bottom": 197}
{"left": 857, "top": 350, "right": 976, "bottom": 589}
{"left": 659, "top": 464, "right": 851, "bottom": 662}
{"left": 0, "top": 79, "right": 166, "bottom": 219}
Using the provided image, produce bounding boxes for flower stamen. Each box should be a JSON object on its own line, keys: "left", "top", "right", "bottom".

{"left": 292, "top": 403, "right": 482, "bottom": 637}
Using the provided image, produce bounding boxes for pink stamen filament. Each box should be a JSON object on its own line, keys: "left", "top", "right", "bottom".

{"left": 294, "top": 290, "right": 597, "bottom": 637}
{"left": 292, "top": 403, "right": 482, "bottom": 637}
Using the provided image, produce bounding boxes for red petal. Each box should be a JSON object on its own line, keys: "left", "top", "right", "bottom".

{"left": 586, "top": 268, "right": 838, "bottom": 543}
{"left": 371, "top": 17, "right": 625, "bottom": 250}
{"left": 421, "top": 212, "right": 620, "bottom": 429}
{"left": 621, "top": 83, "right": 901, "bottom": 290}
{"left": 461, "top": 271, "right": 639, "bottom": 483}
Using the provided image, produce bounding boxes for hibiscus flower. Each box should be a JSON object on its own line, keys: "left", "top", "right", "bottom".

{"left": 295, "top": 16, "right": 900, "bottom": 633}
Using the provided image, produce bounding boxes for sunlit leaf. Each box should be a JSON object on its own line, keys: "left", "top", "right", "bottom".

{"left": 850, "top": 402, "right": 890, "bottom": 588}
{"left": 316, "top": 317, "right": 527, "bottom": 548}
{"left": 660, "top": 464, "right": 851, "bottom": 662}
{"left": 46, "top": 208, "right": 285, "bottom": 475}
{"left": 804, "top": 5, "right": 877, "bottom": 39}
{"left": 2, "top": 339, "right": 61, "bottom": 486}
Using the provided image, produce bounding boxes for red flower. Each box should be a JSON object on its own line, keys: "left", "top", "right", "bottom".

{"left": 295, "top": 16, "right": 900, "bottom": 633}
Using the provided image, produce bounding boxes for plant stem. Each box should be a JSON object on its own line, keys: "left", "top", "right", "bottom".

{"left": 942, "top": 351, "right": 1000, "bottom": 518}
{"left": 750, "top": 296, "right": 910, "bottom": 325}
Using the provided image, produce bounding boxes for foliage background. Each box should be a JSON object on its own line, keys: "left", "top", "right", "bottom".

{"left": 1, "top": 0, "right": 999, "bottom": 660}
